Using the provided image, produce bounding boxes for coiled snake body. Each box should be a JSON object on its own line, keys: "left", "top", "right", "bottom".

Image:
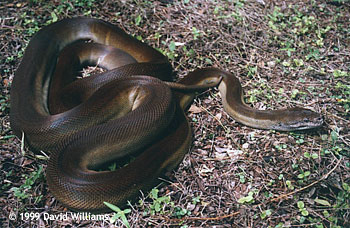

{"left": 10, "top": 18, "right": 323, "bottom": 212}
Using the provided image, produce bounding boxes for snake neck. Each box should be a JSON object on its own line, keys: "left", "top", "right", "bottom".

{"left": 170, "top": 67, "right": 323, "bottom": 131}
{"left": 218, "top": 73, "right": 323, "bottom": 131}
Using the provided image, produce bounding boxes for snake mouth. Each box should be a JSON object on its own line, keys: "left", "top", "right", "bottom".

{"left": 272, "top": 116, "right": 324, "bottom": 131}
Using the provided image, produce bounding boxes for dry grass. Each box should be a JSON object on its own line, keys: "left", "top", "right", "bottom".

{"left": 0, "top": 0, "right": 349, "bottom": 227}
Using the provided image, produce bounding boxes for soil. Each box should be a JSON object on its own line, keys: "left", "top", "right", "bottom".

{"left": 0, "top": 0, "right": 349, "bottom": 227}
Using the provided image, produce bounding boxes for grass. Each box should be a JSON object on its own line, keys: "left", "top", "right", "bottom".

{"left": 0, "top": 0, "right": 349, "bottom": 227}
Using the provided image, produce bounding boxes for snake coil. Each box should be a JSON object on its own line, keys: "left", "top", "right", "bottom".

{"left": 10, "top": 18, "right": 323, "bottom": 212}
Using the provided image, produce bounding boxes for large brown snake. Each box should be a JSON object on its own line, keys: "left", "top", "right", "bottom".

{"left": 10, "top": 18, "right": 323, "bottom": 212}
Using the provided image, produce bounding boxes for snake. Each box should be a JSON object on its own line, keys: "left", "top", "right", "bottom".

{"left": 10, "top": 18, "right": 323, "bottom": 212}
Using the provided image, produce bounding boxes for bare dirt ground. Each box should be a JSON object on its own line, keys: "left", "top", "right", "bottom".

{"left": 0, "top": 0, "right": 349, "bottom": 227}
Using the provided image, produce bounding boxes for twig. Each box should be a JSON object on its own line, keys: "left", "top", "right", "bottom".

{"left": 161, "top": 157, "right": 343, "bottom": 222}
{"left": 269, "top": 157, "right": 342, "bottom": 203}
{"left": 21, "top": 131, "right": 25, "bottom": 156}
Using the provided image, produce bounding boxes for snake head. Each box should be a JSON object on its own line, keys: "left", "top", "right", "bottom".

{"left": 272, "top": 107, "right": 324, "bottom": 131}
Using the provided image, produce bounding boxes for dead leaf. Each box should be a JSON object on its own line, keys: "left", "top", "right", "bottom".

{"left": 226, "top": 149, "right": 243, "bottom": 159}
{"left": 198, "top": 164, "right": 215, "bottom": 175}
{"left": 214, "top": 146, "right": 227, "bottom": 153}
{"left": 215, "top": 151, "right": 226, "bottom": 160}
{"left": 258, "top": 61, "right": 265, "bottom": 68}
{"left": 204, "top": 98, "right": 212, "bottom": 104}
{"left": 215, "top": 112, "right": 222, "bottom": 120}
{"left": 3, "top": 78, "right": 10, "bottom": 87}
{"left": 203, "top": 145, "right": 211, "bottom": 149}
{"left": 22, "top": 159, "right": 34, "bottom": 166}
{"left": 189, "top": 104, "right": 202, "bottom": 114}
{"left": 242, "top": 143, "right": 249, "bottom": 149}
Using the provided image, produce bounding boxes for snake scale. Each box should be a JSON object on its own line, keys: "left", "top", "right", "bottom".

{"left": 10, "top": 18, "right": 323, "bottom": 212}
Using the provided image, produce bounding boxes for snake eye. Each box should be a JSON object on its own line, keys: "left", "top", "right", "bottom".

{"left": 317, "top": 116, "right": 323, "bottom": 122}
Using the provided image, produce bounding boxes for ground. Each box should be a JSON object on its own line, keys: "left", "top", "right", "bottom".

{"left": 0, "top": 0, "right": 349, "bottom": 227}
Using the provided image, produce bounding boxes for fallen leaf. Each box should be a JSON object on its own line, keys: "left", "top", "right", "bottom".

{"left": 226, "top": 149, "right": 243, "bottom": 159}
{"left": 3, "top": 78, "right": 10, "bottom": 87}
{"left": 314, "top": 198, "right": 331, "bottom": 206}
{"left": 258, "top": 61, "right": 265, "bottom": 68}
{"left": 189, "top": 105, "right": 202, "bottom": 114}
{"left": 215, "top": 112, "right": 222, "bottom": 120}
{"left": 198, "top": 164, "right": 214, "bottom": 175}
{"left": 214, "top": 146, "right": 227, "bottom": 153}
{"left": 242, "top": 143, "right": 249, "bottom": 149}
{"left": 214, "top": 151, "right": 226, "bottom": 160}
